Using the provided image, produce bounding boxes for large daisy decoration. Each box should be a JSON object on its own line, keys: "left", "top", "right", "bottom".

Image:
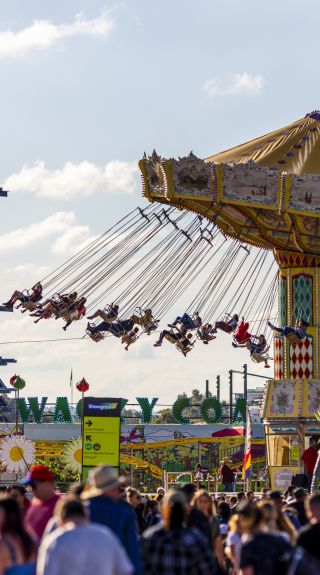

{"left": 62, "top": 438, "right": 82, "bottom": 474}
{"left": 0, "top": 436, "right": 35, "bottom": 473}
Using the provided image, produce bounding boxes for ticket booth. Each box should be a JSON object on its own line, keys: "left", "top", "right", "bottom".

{"left": 262, "top": 379, "right": 320, "bottom": 489}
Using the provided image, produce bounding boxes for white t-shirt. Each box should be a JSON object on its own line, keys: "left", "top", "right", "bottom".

{"left": 36, "top": 522, "right": 133, "bottom": 575}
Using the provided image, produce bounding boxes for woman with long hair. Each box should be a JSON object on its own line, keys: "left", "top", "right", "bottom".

{"left": 141, "top": 490, "right": 217, "bottom": 574}
{"left": 257, "top": 501, "right": 296, "bottom": 544}
{"left": 126, "top": 488, "right": 146, "bottom": 533}
{"left": 238, "top": 503, "right": 292, "bottom": 575}
{"left": 0, "top": 496, "right": 37, "bottom": 575}
{"left": 193, "top": 490, "right": 225, "bottom": 570}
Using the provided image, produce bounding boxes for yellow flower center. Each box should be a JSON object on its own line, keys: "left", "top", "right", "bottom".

{"left": 10, "top": 446, "right": 23, "bottom": 462}
{"left": 74, "top": 448, "right": 82, "bottom": 464}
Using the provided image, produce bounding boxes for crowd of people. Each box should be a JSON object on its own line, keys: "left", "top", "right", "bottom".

{"left": 0, "top": 463, "right": 319, "bottom": 574}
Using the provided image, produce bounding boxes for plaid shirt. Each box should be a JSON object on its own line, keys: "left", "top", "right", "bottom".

{"left": 141, "top": 525, "right": 217, "bottom": 575}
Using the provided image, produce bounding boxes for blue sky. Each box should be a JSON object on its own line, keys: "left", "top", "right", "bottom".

{"left": 0, "top": 0, "right": 318, "bottom": 403}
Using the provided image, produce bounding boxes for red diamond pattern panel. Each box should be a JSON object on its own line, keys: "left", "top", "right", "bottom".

{"left": 274, "top": 337, "right": 284, "bottom": 380}
{"left": 290, "top": 337, "right": 313, "bottom": 380}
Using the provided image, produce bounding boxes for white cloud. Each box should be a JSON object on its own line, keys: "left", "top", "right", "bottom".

{"left": 0, "top": 212, "right": 75, "bottom": 253}
{"left": 203, "top": 72, "right": 266, "bottom": 98}
{"left": 0, "top": 12, "right": 113, "bottom": 58}
{"left": 4, "top": 160, "right": 139, "bottom": 199}
{"left": 51, "top": 225, "right": 93, "bottom": 254}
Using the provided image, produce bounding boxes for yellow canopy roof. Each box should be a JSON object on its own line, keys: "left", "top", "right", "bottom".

{"left": 206, "top": 111, "right": 320, "bottom": 175}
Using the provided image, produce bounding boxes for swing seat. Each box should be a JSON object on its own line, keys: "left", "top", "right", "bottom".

{"left": 20, "top": 301, "right": 38, "bottom": 312}
{"left": 143, "top": 320, "right": 159, "bottom": 334}
{"left": 86, "top": 329, "right": 105, "bottom": 342}
{"left": 286, "top": 332, "right": 301, "bottom": 346}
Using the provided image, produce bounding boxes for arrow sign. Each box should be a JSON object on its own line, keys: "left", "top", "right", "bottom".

{"left": 85, "top": 420, "right": 93, "bottom": 427}
{"left": 86, "top": 435, "right": 92, "bottom": 442}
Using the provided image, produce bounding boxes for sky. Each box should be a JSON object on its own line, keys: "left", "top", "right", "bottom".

{"left": 0, "top": 0, "right": 318, "bottom": 406}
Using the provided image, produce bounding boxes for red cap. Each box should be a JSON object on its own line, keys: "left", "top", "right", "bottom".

{"left": 22, "top": 464, "right": 55, "bottom": 484}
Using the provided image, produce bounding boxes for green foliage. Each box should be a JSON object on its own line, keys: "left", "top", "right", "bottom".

{"left": 18, "top": 397, "right": 48, "bottom": 423}
{"left": 136, "top": 397, "right": 158, "bottom": 423}
{"left": 53, "top": 397, "right": 72, "bottom": 423}
{"left": 152, "top": 408, "right": 176, "bottom": 424}
{"left": 232, "top": 397, "right": 246, "bottom": 423}
{"left": 172, "top": 398, "right": 192, "bottom": 424}
{"left": 201, "top": 397, "right": 222, "bottom": 423}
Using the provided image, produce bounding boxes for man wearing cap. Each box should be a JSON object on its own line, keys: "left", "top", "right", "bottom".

{"left": 23, "top": 465, "right": 61, "bottom": 541}
{"left": 82, "top": 466, "right": 141, "bottom": 575}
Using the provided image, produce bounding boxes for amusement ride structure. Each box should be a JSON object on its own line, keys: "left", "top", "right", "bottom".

{"left": 4, "top": 111, "right": 320, "bottom": 488}
{"left": 139, "top": 110, "right": 320, "bottom": 488}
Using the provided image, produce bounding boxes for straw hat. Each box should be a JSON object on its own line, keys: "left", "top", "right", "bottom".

{"left": 81, "top": 466, "right": 125, "bottom": 499}
{"left": 220, "top": 456, "right": 233, "bottom": 465}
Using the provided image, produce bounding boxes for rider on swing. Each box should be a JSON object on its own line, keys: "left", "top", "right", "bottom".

{"left": 197, "top": 323, "right": 216, "bottom": 344}
{"left": 213, "top": 313, "right": 239, "bottom": 334}
{"left": 87, "top": 303, "right": 119, "bottom": 323}
{"left": 268, "top": 318, "right": 309, "bottom": 341}
{"left": 246, "top": 334, "right": 270, "bottom": 368}
{"left": 3, "top": 282, "right": 43, "bottom": 310}
{"left": 31, "top": 292, "right": 78, "bottom": 323}
{"left": 154, "top": 326, "right": 193, "bottom": 356}
{"left": 232, "top": 318, "right": 251, "bottom": 347}
{"left": 168, "top": 311, "right": 202, "bottom": 331}
{"left": 87, "top": 317, "right": 134, "bottom": 337}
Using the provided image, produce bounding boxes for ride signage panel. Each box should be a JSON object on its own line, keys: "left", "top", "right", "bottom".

{"left": 82, "top": 397, "right": 121, "bottom": 478}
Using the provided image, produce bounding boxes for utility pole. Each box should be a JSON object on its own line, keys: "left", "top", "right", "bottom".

{"left": 243, "top": 363, "right": 248, "bottom": 402}
{"left": 216, "top": 375, "right": 220, "bottom": 402}
{"left": 229, "top": 370, "right": 233, "bottom": 424}
{"left": 205, "top": 379, "right": 209, "bottom": 399}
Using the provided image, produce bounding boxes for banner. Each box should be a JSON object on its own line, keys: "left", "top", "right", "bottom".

{"left": 82, "top": 397, "right": 121, "bottom": 481}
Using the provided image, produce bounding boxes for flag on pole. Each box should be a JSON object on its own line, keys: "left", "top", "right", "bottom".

{"left": 70, "top": 369, "right": 73, "bottom": 404}
{"left": 243, "top": 408, "right": 252, "bottom": 479}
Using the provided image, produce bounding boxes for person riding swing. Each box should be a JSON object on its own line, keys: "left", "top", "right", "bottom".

{"left": 268, "top": 318, "right": 310, "bottom": 343}
{"left": 246, "top": 334, "right": 270, "bottom": 368}
{"left": 87, "top": 303, "right": 119, "bottom": 323}
{"left": 168, "top": 311, "right": 202, "bottom": 331}
{"left": 232, "top": 318, "right": 251, "bottom": 347}
{"left": 3, "top": 282, "right": 43, "bottom": 310}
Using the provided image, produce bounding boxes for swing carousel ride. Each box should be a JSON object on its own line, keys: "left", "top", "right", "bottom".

{"left": 4, "top": 110, "right": 320, "bottom": 487}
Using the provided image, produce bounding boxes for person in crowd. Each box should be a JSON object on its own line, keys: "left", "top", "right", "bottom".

{"left": 297, "top": 492, "right": 320, "bottom": 563}
{"left": 155, "top": 487, "right": 165, "bottom": 499}
{"left": 23, "top": 465, "right": 61, "bottom": 541}
{"left": 284, "top": 486, "right": 296, "bottom": 504}
{"left": 257, "top": 500, "right": 296, "bottom": 544}
{"left": 87, "top": 303, "right": 119, "bottom": 322}
{"left": 288, "top": 488, "right": 308, "bottom": 526}
{"left": 179, "top": 483, "right": 211, "bottom": 544}
{"left": 268, "top": 318, "right": 309, "bottom": 341}
{"left": 82, "top": 466, "right": 141, "bottom": 575}
{"left": 246, "top": 491, "right": 256, "bottom": 503}
{"left": 141, "top": 489, "right": 218, "bottom": 574}
{"left": 238, "top": 503, "right": 293, "bottom": 575}
{"left": 213, "top": 313, "right": 239, "bottom": 334}
{"left": 217, "top": 500, "right": 231, "bottom": 530}
{"left": 126, "top": 488, "right": 146, "bottom": 534}
{"left": 225, "top": 513, "right": 242, "bottom": 574}
{"left": 0, "top": 496, "right": 37, "bottom": 575}
{"left": 37, "top": 496, "right": 133, "bottom": 575}
{"left": 219, "top": 457, "right": 235, "bottom": 492}
{"left": 302, "top": 437, "right": 318, "bottom": 490}
{"left": 259, "top": 487, "right": 268, "bottom": 501}
{"left": 232, "top": 492, "right": 247, "bottom": 514}
{"left": 9, "top": 485, "right": 31, "bottom": 516}
{"left": 143, "top": 499, "right": 161, "bottom": 528}
{"left": 3, "top": 282, "right": 43, "bottom": 310}
{"left": 168, "top": 311, "right": 202, "bottom": 330}
{"left": 193, "top": 489, "right": 225, "bottom": 571}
